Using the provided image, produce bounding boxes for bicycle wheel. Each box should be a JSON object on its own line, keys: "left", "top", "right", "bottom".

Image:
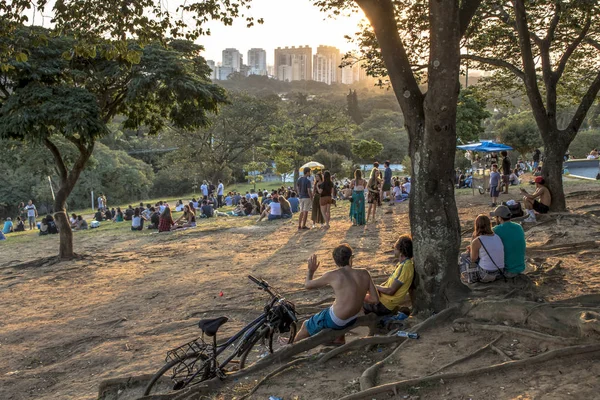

{"left": 268, "top": 321, "right": 297, "bottom": 353}
{"left": 238, "top": 326, "right": 270, "bottom": 370}
{"left": 143, "top": 353, "right": 210, "bottom": 396}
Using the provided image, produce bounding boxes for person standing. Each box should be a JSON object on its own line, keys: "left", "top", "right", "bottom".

{"left": 200, "top": 181, "right": 208, "bottom": 198}
{"left": 531, "top": 149, "right": 540, "bottom": 170}
{"left": 349, "top": 169, "right": 366, "bottom": 226}
{"left": 311, "top": 172, "right": 325, "bottom": 228}
{"left": 500, "top": 150, "right": 511, "bottom": 194}
{"left": 216, "top": 180, "right": 224, "bottom": 209}
{"left": 383, "top": 161, "right": 393, "bottom": 202}
{"left": 25, "top": 200, "right": 38, "bottom": 230}
{"left": 366, "top": 169, "right": 382, "bottom": 223}
{"left": 489, "top": 164, "right": 501, "bottom": 207}
{"left": 318, "top": 170, "right": 334, "bottom": 228}
{"left": 297, "top": 167, "right": 313, "bottom": 230}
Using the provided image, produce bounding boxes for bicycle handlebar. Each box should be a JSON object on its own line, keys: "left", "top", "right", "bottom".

{"left": 248, "top": 275, "right": 276, "bottom": 297}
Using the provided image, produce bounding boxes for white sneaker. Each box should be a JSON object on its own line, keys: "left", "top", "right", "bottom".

{"left": 523, "top": 216, "right": 536, "bottom": 223}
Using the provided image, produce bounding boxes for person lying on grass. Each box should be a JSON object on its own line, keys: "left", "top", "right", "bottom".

{"left": 295, "top": 244, "right": 379, "bottom": 345}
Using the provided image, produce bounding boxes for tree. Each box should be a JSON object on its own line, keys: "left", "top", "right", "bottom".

{"left": 494, "top": 112, "right": 543, "bottom": 157}
{"left": 0, "top": 28, "right": 226, "bottom": 259}
{"left": 464, "top": 0, "right": 600, "bottom": 211}
{"left": 269, "top": 98, "right": 354, "bottom": 186}
{"left": 317, "top": 0, "right": 483, "bottom": 312}
{"left": 355, "top": 110, "right": 409, "bottom": 162}
{"left": 456, "top": 87, "right": 492, "bottom": 143}
{"left": 351, "top": 139, "right": 384, "bottom": 163}
{"left": 311, "top": 149, "right": 352, "bottom": 176}
{"left": 243, "top": 161, "right": 268, "bottom": 191}
{"left": 346, "top": 89, "right": 364, "bottom": 124}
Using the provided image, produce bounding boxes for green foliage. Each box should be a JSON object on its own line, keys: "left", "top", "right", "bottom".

{"left": 400, "top": 155, "right": 412, "bottom": 177}
{"left": 568, "top": 129, "right": 600, "bottom": 159}
{"left": 494, "top": 112, "right": 543, "bottom": 156}
{"left": 456, "top": 88, "right": 491, "bottom": 143}
{"left": 351, "top": 139, "right": 384, "bottom": 163}
{"left": 311, "top": 149, "right": 351, "bottom": 176}
{"left": 346, "top": 89, "right": 363, "bottom": 124}
{"left": 355, "top": 109, "right": 408, "bottom": 162}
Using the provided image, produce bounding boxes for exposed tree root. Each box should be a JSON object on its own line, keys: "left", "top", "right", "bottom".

{"left": 237, "top": 356, "right": 310, "bottom": 400}
{"left": 359, "top": 306, "right": 460, "bottom": 391}
{"left": 490, "top": 344, "right": 513, "bottom": 361}
{"left": 338, "top": 343, "right": 600, "bottom": 400}
{"left": 453, "top": 318, "right": 579, "bottom": 345}
{"left": 317, "top": 335, "right": 405, "bottom": 365}
{"left": 427, "top": 335, "right": 503, "bottom": 376}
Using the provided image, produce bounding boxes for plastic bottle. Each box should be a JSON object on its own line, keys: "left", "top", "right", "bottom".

{"left": 396, "top": 331, "right": 419, "bottom": 339}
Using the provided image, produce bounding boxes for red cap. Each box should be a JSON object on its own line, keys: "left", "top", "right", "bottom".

{"left": 535, "top": 176, "right": 545, "bottom": 184}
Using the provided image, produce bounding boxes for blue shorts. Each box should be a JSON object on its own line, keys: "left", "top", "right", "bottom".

{"left": 305, "top": 308, "right": 356, "bottom": 336}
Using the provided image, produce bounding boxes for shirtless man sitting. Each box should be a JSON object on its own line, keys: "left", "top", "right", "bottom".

{"left": 521, "top": 176, "right": 552, "bottom": 222}
{"left": 295, "top": 244, "right": 379, "bottom": 343}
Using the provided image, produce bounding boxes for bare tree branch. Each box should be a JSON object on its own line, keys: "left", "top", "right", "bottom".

{"left": 554, "top": 14, "right": 592, "bottom": 82}
{"left": 545, "top": 1, "right": 562, "bottom": 43}
{"left": 43, "top": 138, "right": 68, "bottom": 180}
{"left": 461, "top": 54, "right": 525, "bottom": 80}
{"left": 458, "top": 0, "right": 484, "bottom": 37}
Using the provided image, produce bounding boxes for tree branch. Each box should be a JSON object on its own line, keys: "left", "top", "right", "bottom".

{"left": 355, "top": 0, "right": 424, "bottom": 127}
{"left": 458, "top": 0, "right": 483, "bottom": 37}
{"left": 555, "top": 15, "right": 592, "bottom": 82}
{"left": 43, "top": 138, "right": 68, "bottom": 181}
{"left": 584, "top": 37, "right": 600, "bottom": 52}
{"left": 544, "top": 1, "right": 562, "bottom": 43}
{"left": 513, "top": 0, "right": 549, "bottom": 132}
{"left": 461, "top": 54, "right": 525, "bottom": 80}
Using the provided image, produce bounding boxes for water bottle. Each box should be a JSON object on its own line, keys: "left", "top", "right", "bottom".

{"left": 396, "top": 330, "right": 419, "bottom": 339}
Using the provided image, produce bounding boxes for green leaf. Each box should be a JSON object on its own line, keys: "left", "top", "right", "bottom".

{"left": 15, "top": 52, "right": 28, "bottom": 62}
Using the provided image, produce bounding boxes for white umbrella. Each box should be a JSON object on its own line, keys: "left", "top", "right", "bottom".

{"left": 299, "top": 161, "right": 325, "bottom": 171}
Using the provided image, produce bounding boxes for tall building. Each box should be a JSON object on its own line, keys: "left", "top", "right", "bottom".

{"left": 274, "top": 46, "right": 312, "bottom": 81}
{"left": 247, "top": 48, "right": 267, "bottom": 75}
{"left": 313, "top": 45, "right": 342, "bottom": 85}
{"left": 341, "top": 56, "right": 366, "bottom": 85}
{"left": 222, "top": 48, "right": 243, "bottom": 72}
{"left": 206, "top": 60, "right": 217, "bottom": 80}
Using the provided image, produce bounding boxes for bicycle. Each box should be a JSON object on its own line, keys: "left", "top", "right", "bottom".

{"left": 143, "top": 275, "right": 298, "bottom": 396}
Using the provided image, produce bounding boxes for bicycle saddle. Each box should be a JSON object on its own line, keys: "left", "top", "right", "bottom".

{"left": 198, "top": 317, "right": 228, "bottom": 337}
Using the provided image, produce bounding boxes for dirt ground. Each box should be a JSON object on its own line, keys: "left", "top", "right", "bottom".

{"left": 1, "top": 179, "right": 599, "bottom": 400}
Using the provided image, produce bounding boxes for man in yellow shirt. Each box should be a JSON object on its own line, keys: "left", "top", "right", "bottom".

{"left": 363, "top": 234, "right": 415, "bottom": 316}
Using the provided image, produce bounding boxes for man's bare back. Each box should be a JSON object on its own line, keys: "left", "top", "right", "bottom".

{"left": 326, "top": 267, "right": 375, "bottom": 320}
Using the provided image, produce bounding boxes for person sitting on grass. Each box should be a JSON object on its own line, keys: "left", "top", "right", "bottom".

{"left": 2, "top": 217, "right": 14, "bottom": 234}
{"left": 509, "top": 168, "right": 520, "bottom": 186}
{"left": 147, "top": 207, "right": 160, "bottom": 229}
{"left": 131, "top": 208, "right": 147, "bottom": 231}
{"left": 69, "top": 213, "right": 78, "bottom": 227}
{"left": 74, "top": 215, "right": 88, "bottom": 230}
{"left": 490, "top": 205, "right": 526, "bottom": 278}
{"left": 258, "top": 196, "right": 283, "bottom": 222}
{"left": 521, "top": 177, "right": 552, "bottom": 222}
{"left": 200, "top": 200, "right": 214, "bottom": 218}
{"left": 113, "top": 207, "right": 124, "bottom": 222}
{"left": 93, "top": 208, "right": 104, "bottom": 222}
{"left": 459, "top": 214, "right": 505, "bottom": 283}
{"left": 158, "top": 206, "right": 174, "bottom": 232}
{"left": 172, "top": 204, "right": 196, "bottom": 230}
{"left": 287, "top": 191, "right": 299, "bottom": 213}
{"left": 14, "top": 217, "right": 25, "bottom": 232}
{"left": 46, "top": 214, "right": 58, "bottom": 234}
{"left": 104, "top": 208, "right": 113, "bottom": 221}
{"left": 295, "top": 244, "right": 380, "bottom": 345}
{"left": 279, "top": 195, "right": 293, "bottom": 219}
{"left": 363, "top": 234, "right": 415, "bottom": 316}
{"left": 124, "top": 205, "right": 134, "bottom": 221}
{"left": 39, "top": 217, "right": 48, "bottom": 235}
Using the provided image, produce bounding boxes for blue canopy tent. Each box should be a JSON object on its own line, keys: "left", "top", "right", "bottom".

{"left": 456, "top": 141, "right": 513, "bottom": 195}
{"left": 456, "top": 141, "right": 513, "bottom": 152}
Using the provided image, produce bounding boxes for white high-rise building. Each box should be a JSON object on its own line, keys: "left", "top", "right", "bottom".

{"left": 206, "top": 60, "right": 217, "bottom": 80}
{"left": 247, "top": 48, "right": 267, "bottom": 75}
{"left": 313, "top": 46, "right": 342, "bottom": 85}
{"left": 222, "top": 48, "right": 243, "bottom": 72}
{"left": 274, "top": 46, "right": 312, "bottom": 81}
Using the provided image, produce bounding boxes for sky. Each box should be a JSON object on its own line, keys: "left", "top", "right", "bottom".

{"left": 192, "top": 0, "right": 366, "bottom": 65}
{"left": 27, "top": 0, "right": 366, "bottom": 65}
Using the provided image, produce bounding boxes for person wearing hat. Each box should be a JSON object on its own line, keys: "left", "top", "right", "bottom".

{"left": 491, "top": 205, "right": 526, "bottom": 277}
{"left": 520, "top": 177, "right": 551, "bottom": 222}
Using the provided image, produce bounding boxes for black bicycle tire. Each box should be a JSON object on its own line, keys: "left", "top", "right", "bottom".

{"left": 268, "top": 321, "right": 297, "bottom": 353}
{"left": 238, "top": 326, "right": 270, "bottom": 370}
{"left": 143, "top": 353, "right": 209, "bottom": 396}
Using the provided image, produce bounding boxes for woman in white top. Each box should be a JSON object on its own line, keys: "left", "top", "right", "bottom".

{"left": 131, "top": 207, "right": 147, "bottom": 231}
{"left": 463, "top": 214, "right": 504, "bottom": 282}
{"left": 257, "top": 197, "right": 283, "bottom": 222}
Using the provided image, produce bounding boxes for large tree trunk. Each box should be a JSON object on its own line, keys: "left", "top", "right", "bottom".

{"left": 54, "top": 193, "right": 74, "bottom": 259}
{"left": 357, "top": 0, "right": 473, "bottom": 313}
{"left": 541, "top": 137, "right": 568, "bottom": 212}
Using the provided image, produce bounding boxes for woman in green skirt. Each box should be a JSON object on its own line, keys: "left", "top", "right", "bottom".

{"left": 349, "top": 169, "right": 367, "bottom": 225}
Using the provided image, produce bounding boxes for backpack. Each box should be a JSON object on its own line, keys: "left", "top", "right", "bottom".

{"left": 47, "top": 221, "right": 59, "bottom": 234}
{"left": 502, "top": 201, "right": 524, "bottom": 218}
